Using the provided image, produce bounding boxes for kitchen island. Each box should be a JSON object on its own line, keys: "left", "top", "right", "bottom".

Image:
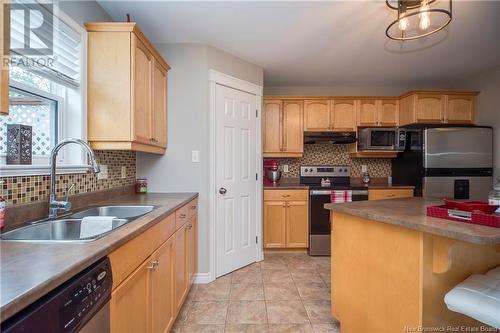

{"left": 325, "top": 198, "right": 500, "bottom": 333}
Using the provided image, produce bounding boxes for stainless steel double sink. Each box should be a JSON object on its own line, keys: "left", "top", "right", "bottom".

{"left": 1, "top": 205, "right": 158, "bottom": 243}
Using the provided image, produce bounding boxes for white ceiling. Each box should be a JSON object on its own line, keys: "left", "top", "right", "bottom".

{"left": 97, "top": 1, "right": 500, "bottom": 87}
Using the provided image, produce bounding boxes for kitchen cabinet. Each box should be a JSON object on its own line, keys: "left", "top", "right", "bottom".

{"left": 151, "top": 237, "right": 176, "bottom": 333}
{"left": 331, "top": 99, "right": 357, "bottom": 131}
{"left": 174, "top": 222, "right": 188, "bottom": 311}
{"left": 357, "top": 99, "right": 399, "bottom": 127}
{"left": 111, "top": 258, "right": 150, "bottom": 333}
{"left": 264, "top": 190, "right": 309, "bottom": 249}
{"left": 0, "top": 0, "right": 9, "bottom": 114}
{"left": 109, "top": 199, "right": 197, "bottom": 333}
{"left": 263, "top": 99, "right": 303, "bottom": 157}
{"left": 368, "top": 188, "right": 414, "bottom": 201}
{"left": 399, "top": 91, "right": 477, "bottom": 126}
{"left": 304, "top": 99, "right": 330, "bottom": 131}
{"left": 86, "top": 22, "right": 170, "bottom": 154}
{"left": 445, "top": 94, "right": 475, "bottom": 124}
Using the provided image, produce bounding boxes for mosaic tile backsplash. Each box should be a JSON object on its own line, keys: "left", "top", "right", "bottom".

{"left": 276, "top": 144, "right": 392, "bottom": 178}
{"left": 1, "top": 151, "right": 136, "bottom": 206}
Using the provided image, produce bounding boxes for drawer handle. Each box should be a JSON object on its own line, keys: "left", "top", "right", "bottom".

{"left": 387, "top": 194, "right": 395, "bottom": 197}
{"left": 282, "top": 194, "right": 291, "bottom": 198}
{"left": 180, "top": 214, "right": 187, "bottom": 218}
{"left": 147, "top": 260, "right": 159, "bottom": 270}
{"left": 188, "top": 224, "right": 193, "bottom": 230}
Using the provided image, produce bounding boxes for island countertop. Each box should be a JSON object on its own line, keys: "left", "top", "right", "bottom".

{"left": 0, "top": 192, "right": 198, "bottom": 323}
{"left": 325, "top": 197, "right": 500, "bottom": 245}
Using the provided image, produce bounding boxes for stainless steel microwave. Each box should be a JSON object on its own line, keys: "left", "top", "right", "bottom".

{"left": 358, "top": 128, "right": 406, "bottom": 150}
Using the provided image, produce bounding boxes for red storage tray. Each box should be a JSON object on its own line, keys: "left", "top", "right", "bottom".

{"left": 427, "top": 201, "right": 500, "bottom": 228}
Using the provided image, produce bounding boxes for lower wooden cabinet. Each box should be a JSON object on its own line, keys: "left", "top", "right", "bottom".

{"left": 368, "top": 188, "right": 414, "bottom": 201}
{"left": 264, "top": 190, "right": 309, "bottom": 249}
{"left": 151, "top": 236, "right": 176, "bottom": 333}
{"left": 109, "top": 199, "right": 198, "bottom": 333}
{"left": 110, "top": 258, "right": 150, "bottom": 333}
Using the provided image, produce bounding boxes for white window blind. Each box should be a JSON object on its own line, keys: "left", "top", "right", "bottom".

{"left": 10, "top": 1, "right": 82, "bottom": 88}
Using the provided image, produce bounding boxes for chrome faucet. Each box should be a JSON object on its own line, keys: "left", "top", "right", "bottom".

{"left": 48, "top": 139, "right": 100, "bottom": 218}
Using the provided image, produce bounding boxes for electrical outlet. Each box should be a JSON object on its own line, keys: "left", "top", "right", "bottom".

{"left": 283, "top": 164, "right": 289, "bottom": 173}
{"left": 361, "top": 164, "right": 368, "bottom": 173}
{"left": 97, "top": 165, "right": 108, "bottom": 180}
{"left": 192, "top": 150, "right": 200, "bottom": 163}
{"left": 121, "top": 166, "right": 127, "bottom": 179}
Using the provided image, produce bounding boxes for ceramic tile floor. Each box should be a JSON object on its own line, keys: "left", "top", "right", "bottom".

{"left": 172, "top": 253, "right": 340, "bottom": 333}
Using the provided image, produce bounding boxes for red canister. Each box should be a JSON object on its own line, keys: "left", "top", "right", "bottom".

{"left": 135, "top": 179, "right": 148, "bottom": 194}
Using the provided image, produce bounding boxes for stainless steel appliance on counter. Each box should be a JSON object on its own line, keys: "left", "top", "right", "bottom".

{"left": 392, "top": 126, "right": 493, "bottom": 200}
{"left": 300, "top": 165, "right": 368, "bottom": 256}
{"left": 358, "top": 127, "right": 406, "bottom": 151}
{"left": 2, "top": 257, "right": 112, "bottom": 333}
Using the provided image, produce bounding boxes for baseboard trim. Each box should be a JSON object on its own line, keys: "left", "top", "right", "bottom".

{"left": 194, "top": 273, "right": 214, "bottom": 284}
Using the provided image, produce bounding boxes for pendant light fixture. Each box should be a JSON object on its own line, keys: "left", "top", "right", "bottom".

{"left": 386, "top": 0, "right": 452, "bottom": 41}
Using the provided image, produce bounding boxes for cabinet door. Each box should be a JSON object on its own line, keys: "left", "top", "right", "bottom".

{"left": 151, "top": 237, "right": 175, "bottom": 333}
{"left": 264, "top": 201, "right": 286, "bottom": 248}
{"left": 379, "top": 100, "right": 399, "bottom": 126}
{"left": 332, "top": 99, "right": 357, "bottom": 131}
{"left": 263, "top": 100, "right": 282, "bottom": 153}
{"left": 0, "top": 0, "right": 9, "bottom": 114}
{"left": 110, "top": 258, "right": 151, "bottom": 333}
{"left": 174, "top": 223, "right": 188, "bottom": 312}
{"left": 282, "top": 100, "right": 303, "bottom": 154}
{"left": 304, "top": 100, "right": 330, "bottom": 131}
{"left": 286, "top": 201, "right": 308, "bottom": 248}
{"left": 132, "top": 35, "right": 153, "bottom": 144}
{"left": 152, "top": 60, "right": 168, "bottom": 148}
{"left": 415, "top": 94, "right": 444, "bottom": 123}
{"left": 357, "top": 99, "right": 379, "bottom": 127}
{"left": 187, "top": 217, "right": 198, "bottom": 285}
{"left": 398, "top": 94, "right": 416, "bottom": 126}
{"left": 445, "top": 95, "right": 474, "bottom": 124}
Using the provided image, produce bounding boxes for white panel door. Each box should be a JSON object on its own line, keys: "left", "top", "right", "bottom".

{"left": 215, "top": 84, "right": 257, "bottom": 277}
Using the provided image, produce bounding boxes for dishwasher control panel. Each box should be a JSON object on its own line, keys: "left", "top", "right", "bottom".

{"left": 2, "top": 257, "right": 113, "bottom": 333}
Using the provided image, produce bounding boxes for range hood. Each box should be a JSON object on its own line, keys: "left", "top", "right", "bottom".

{"left": 304, "top": 131, "right": 357, "bottom": 145}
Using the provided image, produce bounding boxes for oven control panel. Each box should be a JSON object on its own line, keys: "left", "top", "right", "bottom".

{"left": 300, "top": 165, "right": 351, "bottom": 177}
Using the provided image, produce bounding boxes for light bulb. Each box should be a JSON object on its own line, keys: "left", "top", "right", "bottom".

{"left": 419, "top": 2, "right": 431, "bottom": 30}
{"left": 399, "top": 16, "right": 409, "bottom": 31}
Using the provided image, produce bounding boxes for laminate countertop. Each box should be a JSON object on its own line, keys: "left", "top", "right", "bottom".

{"left": 0, "top": 192, "right": 198, "bottom": 323}
{"left": 325, "top": 197, "right": 500, "bottom": 245}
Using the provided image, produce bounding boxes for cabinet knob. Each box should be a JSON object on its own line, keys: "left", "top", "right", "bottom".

{"left": 147, "top": 260, "right": 159, "bottom": 270}
{"left": 188, "top": 224, "right": 193, "bottom": 230}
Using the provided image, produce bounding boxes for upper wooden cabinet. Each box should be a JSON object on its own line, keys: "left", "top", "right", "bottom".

{"left": 331, "top": 99, "right": 357, "bottom": 131}
{"left": 399, "top": 91, "right": 477, "bottom": 126}
{"left": 304, "top": 100, "right": 330, "bottom": 131}
{"left": 263, "top": 99, "right": 303, "bottom": 157}
{"left": 357, "top": 99, "right": 399, "bottom": 127}
{"left": 86, "top": 22, "right": 170, "bottom": 154}
{"left": 304, "top": 99, "right": 356, "bottom": 132}
{"left": 0, "top": 0, "right": 9, "bottom": 114}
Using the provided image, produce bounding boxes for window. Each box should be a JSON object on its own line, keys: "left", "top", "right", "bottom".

{"left": 0, "top": 3, "right": 87, "bottom": 176}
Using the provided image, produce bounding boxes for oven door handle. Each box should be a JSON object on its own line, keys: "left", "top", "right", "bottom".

{"left": 310, "top": 190, "right": 333, "bottom": 196}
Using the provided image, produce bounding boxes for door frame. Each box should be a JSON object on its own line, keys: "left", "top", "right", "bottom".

{"left": 206, "top": 69, "right": 263, "bottom": 283}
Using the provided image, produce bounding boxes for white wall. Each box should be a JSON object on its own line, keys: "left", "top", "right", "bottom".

{"left": 137, "top": 43, "right": 263, "bottom": 275}
{"left": 59, "top": 0, "right": 111, "bottom": 25}
{"left": 451, "top": 67, "right": 500, "bottom": 179}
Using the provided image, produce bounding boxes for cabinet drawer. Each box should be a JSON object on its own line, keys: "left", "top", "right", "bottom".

{"left": 109, "top": 213, "right": 175, "bottom": 288}
{"left": 368, "top": 189, "right": 414, "bottom": 201}
{"left": 264, "top": 190, "right": 309, "bottom": 201}
{"left": 176, "top": 204, "right": 190, "bottom": 229}
{"left": 187, "top": 199, "right": 198, "bottom": 219}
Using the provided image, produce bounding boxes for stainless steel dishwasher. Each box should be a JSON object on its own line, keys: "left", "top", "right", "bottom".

{"left": 2, "top": 257, "right": 112, "bottom": 333}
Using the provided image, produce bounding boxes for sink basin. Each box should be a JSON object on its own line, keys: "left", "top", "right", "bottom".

{"left": 1, "top": 218, "right": 129, "bottom": 242}
{"left": 1, "top": 205, "right": 158, "bottom": 242}
{"left": 69, "top": 205, "right": 157, "bottom": 219}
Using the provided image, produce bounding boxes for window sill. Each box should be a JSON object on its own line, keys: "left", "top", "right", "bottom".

{"left": 0, "top": 164, "right": 90, "bottom": 177}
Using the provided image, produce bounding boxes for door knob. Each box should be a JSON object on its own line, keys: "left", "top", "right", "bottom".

{"left": 219, "top": 187, "right": 227, "bottom": 195}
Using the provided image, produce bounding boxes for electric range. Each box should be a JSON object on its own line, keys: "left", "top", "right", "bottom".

{"left": 299, "top": 165, "right": 368, "bottom": 256}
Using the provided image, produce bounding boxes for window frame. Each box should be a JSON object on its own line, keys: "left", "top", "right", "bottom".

{"left": 0, "top": 5, "right": 88, "bottom": 177}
